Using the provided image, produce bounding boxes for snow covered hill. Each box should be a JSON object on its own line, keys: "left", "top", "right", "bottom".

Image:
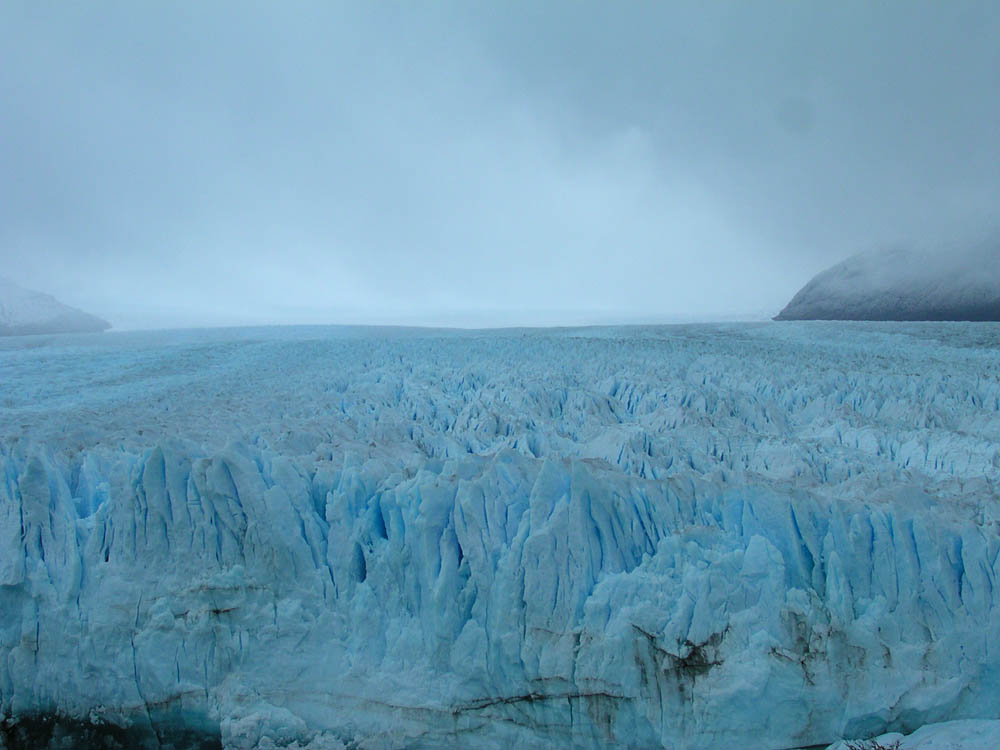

{"left": 1, "top": 323, "right": 1000, "bottom": 749}
{"left": 775, "top": 243, "right": 1000, "bottom": 321}
{"left": 0, "top": 277, "right": 110, "bottom": 335}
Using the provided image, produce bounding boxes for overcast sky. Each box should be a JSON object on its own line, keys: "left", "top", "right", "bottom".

{"left": 2, "top": 2, "right": 998, "bottom": 329}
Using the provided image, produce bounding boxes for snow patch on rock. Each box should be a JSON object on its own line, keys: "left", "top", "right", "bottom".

{"left": 0, "top": 277, "right": 110, "bottom": 335}
{"left": 775, "top": 242, "right": 1000, "bottom": 321}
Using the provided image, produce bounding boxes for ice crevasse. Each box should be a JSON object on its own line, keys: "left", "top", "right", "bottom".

{"left": 1, "top": 323, "right": 999, "bottom": 749}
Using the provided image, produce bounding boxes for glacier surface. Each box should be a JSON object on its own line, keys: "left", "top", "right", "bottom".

{"left": 1, "top": 322, "right": 1000, "bottom": 749}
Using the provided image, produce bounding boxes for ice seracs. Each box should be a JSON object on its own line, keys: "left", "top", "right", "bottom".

{"left": 0, "top": 277, "right": 110, "bottom": 335}
{"left": 1, "top": 322, "right": 999, "bottom": 748}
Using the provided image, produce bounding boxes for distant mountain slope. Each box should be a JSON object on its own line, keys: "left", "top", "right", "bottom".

{"left": 775, "top": 243, "right": 1000, "bottom": 321}
{"left": 0, "top": 278, "right": 110, "bottom": 335}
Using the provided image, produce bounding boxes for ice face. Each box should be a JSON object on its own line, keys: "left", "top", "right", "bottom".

{"left": 1, "top": 322, "right": 999, "bottom": 749}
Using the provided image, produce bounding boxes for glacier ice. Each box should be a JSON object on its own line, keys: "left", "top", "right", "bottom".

{"left": 1, "top": 322, "right": 1000, "bottom": 748}
{"left": 828, "top": 719, "right": 1000, "bottom": 749}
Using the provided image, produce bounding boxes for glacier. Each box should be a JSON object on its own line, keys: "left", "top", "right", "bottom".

{"left": 830, "top": 719, "right": 1000, "bottom": 750}
{"left": 1, "top": 322, "right": 999, "bottom": 749}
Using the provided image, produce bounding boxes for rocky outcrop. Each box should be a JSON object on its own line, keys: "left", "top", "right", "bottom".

{"left": 776, "top": 243, "right": 1000, "bottom": 321}
{"left": 0, "top": 278, "right": 110, "bottom": 335}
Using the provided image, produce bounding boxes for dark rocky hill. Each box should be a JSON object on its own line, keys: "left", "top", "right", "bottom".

{"left": 775, "top": 244, "right": 1000, "bottom": 321}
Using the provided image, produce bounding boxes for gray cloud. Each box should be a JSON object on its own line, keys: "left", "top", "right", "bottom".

{"left": 2, "top": 1, "right": 998, "bottom": 329}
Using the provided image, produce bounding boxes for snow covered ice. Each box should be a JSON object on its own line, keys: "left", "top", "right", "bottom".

{"left": 828, "top": 719, "right": 1000, "bottom": 750}
{"left": 2, "top": 322, "right": 1000, "bottom": 749}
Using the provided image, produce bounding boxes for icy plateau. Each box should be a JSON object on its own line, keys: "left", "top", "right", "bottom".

{"left": 1, "top": 322, "right": 999, "bottom": 749}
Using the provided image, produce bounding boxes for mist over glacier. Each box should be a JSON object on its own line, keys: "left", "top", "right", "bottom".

{"left": 2, "top": 323, "right": 1000, "bottom": 749}
{"left": 3, "top": 1, "right": 1000, "bottom": 747}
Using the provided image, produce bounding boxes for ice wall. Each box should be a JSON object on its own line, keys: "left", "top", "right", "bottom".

{"left": 1, "top": 323, "right": 999, "bottom": 748}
